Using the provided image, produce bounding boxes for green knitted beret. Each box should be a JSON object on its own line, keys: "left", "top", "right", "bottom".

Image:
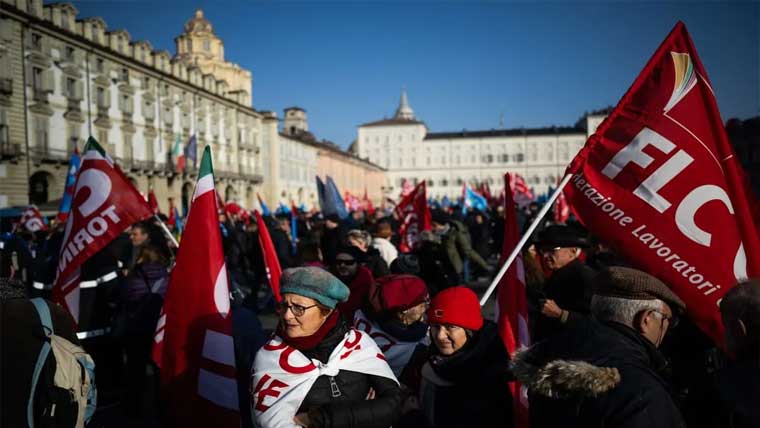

{"left": 280, "top": 267, "right": 350, "bottom": 309}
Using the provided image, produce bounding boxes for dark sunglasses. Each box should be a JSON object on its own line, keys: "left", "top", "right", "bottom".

{"left": 336, "top": 259, "right": 357, "bottom": 266}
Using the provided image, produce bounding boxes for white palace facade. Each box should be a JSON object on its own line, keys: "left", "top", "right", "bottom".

{"left": 355, "top": 91, "right": 606, "bottom": 200}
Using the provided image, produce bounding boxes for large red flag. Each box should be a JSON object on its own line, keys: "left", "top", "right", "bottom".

{"left": 53, "top": 137, "right": 152, "bottom": 324}
{"left": 148, "top": 189, "right": 160, "bottom": 215}
{"left": 565, "top": 22, "right": 760, "bottom": 345}
{"left": 394, "top": 181, "right": 431, "bottom": 253}
{"left": 254, "top": 210, "right": 282, "bottom": 303}
{"left": 152, "top": 146, "right": 239, "bottom": 427}
{"left": 497, "top": 173, "right": 530, "bottom": 428}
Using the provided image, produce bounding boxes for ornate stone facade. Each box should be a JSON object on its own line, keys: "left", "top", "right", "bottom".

{"left": 0, "top": 2, "right": 265, "bottom": 213}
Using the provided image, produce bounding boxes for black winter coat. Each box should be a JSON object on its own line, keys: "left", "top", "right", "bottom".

{"left": 417, "top": 321, "right": 513, "bottom": 428}
{"left": 298, "top": 318, "right": 402, "bottom": 428}
{"left": 532, "top": 258, "right": 596, "bottom": 342}
{"left": 516, "top": 318, "right": 685, "bottom": 428}
{"left": 713, "top": 361, "right": 760, "bottom": 428}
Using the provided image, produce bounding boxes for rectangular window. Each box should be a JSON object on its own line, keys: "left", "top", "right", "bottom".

{"left": 34, "top": 117, "right": 48, "bottom": 150}
{"left": 31, "top": 33, "right": 42, "bottom": 50}
{"left": 121, "top": 68, "right": 129, "bottom": 82}
{"left": 32, "top": 67, "right": 43, "bottom": 90}
{"left": 96, "top": 58, "right": 104, "bottom": 73}
{"left": 98, "top": 129, "right": 108, "bottom": 145}
{"left": 203, "top": 40, "right": 210, "bottom": 51}
{"left": 66, "top": 77, "right": 75, "bottom": 98}
{"left": 96, "top": 87, "right": 105, "bottom": 107}
{"left": 65, "top": 46, "right": 75, "bottom": 61}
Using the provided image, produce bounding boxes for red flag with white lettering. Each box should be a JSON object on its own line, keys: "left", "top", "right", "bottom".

{"left": 554, "top": 185, "right": 570, "bottom": 224}
{"left": 152, "top": 146, "right": 239, "bottom": 427}
{"left": 255, "top": 210, "right": 282, "bottom": 303}
{"left": 53, "top": 137, "right": 152, "bottom": 324}
{"left": 497, "top": 173, "right": 530, "bottom": 428}
{"left": 393, "top": 181, "right": 431, "bottom": 253}
{"left": 19, "top": 205, "right": 48, "bottom": 232}
{"left": 565, "top": 22, "right": 760, "bottom": 345}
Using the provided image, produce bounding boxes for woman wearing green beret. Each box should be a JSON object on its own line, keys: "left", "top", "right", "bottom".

{"left": 252, "top": 267, "right": 401, "bottom": 428}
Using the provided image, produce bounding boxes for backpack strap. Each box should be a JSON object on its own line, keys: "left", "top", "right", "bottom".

{"left": 27, "top": 298, "right": 54, "bottom": 428}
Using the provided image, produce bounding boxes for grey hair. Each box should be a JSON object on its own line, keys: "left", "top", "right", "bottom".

{"left": 591, "top": 295, "right": 664, "bottom": 327}
{"left": 346, "top": 229, "right": 372, "bottom": 247}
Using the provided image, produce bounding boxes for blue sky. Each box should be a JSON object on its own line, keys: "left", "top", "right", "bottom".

{"left": 66, "top": 1, "right": 759, "bottom": 148}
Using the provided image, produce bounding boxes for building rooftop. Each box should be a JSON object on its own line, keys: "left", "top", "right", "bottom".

{"left": 424, "top": 125, "right": 584, "bottom": 140}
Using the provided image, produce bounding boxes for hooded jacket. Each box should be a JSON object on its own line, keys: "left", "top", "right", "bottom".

{"left": 514, "top": 317, "right": 684, "bottom": 428}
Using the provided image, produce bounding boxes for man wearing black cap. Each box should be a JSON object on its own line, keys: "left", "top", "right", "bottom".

{"left": 515, "top": 267, "right": 686, "bottom": 427}
{"left": 532, "top": 224, "right": 596, "bottom": 342}
{"left": 430, "top": 209, "right": 491, "bottom": 281}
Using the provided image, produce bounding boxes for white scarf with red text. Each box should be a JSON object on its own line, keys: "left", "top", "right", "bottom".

{"left": 251, "top": 328, "right": 397, "bottom": 428}
{"left": 353, "top": 309, "right": 429, "bottom": 377}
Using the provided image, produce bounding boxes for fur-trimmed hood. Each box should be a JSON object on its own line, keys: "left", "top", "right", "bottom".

{"left": 512, "top": 349, "right": 621, "bottom": 399}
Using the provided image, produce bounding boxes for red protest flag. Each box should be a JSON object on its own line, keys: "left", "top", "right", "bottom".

{"left": 497, "top": 173, "right": 531, "bottom": 428}
{"left": 394, "top": 181, "right": 431, "bottom": 253}
{"left": 19, "top": 205, "right": 48, "bottom": 232}
{"left": 254, "top": 210, "right": 282, "bottom": 302}
{"left": 152, "top": 146, "right": 240, "bottom": 427}
{"left": 148, "top": 189, "right": 160, "bottom": 215}
{"left": 564, "top": 22, "right": 760, "bottom": 345}
{"left": 553, "top": 183, "right": 570, "bottom": 224}
{"left": 53, "top": 137, "right": 152, "bottom": 324}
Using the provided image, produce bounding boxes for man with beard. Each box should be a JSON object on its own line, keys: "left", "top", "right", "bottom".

{"left": 532, "top": 224, "right": 596, "bottom": 342}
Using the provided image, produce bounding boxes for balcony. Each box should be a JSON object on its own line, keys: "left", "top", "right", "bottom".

{"left": 30, "top": 146, "right": 69, "bottom": 163}
{"left": 1, "top": 140, "right": 21, "bottom": 159}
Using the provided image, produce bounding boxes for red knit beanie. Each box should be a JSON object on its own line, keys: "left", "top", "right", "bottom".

{"left": 427, "top": 286, "right": 483, "bottom": 331}
{"left": 378, "top": 274, "right": 429, "bottom": 312}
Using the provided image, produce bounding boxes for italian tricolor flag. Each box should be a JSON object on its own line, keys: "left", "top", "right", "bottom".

{"left": 174, "top": 134, "right": 185, "bottom": 171}
{"left": 152, "top": 146, "right": 239, "bottom": 427}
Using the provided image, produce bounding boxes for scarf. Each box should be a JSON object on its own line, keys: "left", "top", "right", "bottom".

{"left": 277, "top": 310, "right": 339, "bottom": 351}
{"left": 354, "top": 309, "right": 430, "bottom": 376}
{"left": 252, "top": 327, "right": 398, "bottom": 428}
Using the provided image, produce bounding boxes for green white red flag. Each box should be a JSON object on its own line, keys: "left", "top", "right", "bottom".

{"left": 564, "top": 22, "right": 760, "bottom": 345}
{"left": 152, "top": 146, "right": 239, "bottom": 427}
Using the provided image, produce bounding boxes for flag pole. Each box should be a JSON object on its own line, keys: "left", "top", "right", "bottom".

{"left": 480, "top": 173, "right": 573, "bottom": 306}
{"left": 154, "top": 214, "right": 180, "bottom": 248}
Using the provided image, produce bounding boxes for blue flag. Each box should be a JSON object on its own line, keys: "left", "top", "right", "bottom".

{"left": 174, "top": 206, "right": 183, "bottom": 235}
{"left": 184, "top": 134, "right": 198, "bottom": 168}
{"left": 316, "top": 176, "right": 327, "bottom": 214}
{"left": 325, "top": 176, "right": 349, "bottom": 220}
{"left": 56, "top": 148, "right": 81, "bottom": 222}
{"left": 257, "top": 194, "right": 271, "bottom": 216}
{"left": 277, "top": 202, "right": 291, "bottom": 215}
{"left": 462, "top": 186, "right": 488, "bottom": 214}
{"left": 441, "top": 195, "right": 451, "bottom": 209}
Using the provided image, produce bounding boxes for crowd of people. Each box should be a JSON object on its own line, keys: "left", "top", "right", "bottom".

{"left": 2, "top": 200, "right": 759, "bottom": 428}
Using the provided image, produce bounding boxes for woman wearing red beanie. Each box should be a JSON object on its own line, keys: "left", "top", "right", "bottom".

{"left": 412, "top": 286, "right": 514, "bottom": 428}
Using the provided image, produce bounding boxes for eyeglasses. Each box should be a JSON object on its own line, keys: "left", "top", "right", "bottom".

{"left": 335, "top": 259, "right": 357, "bottom": 266}
{"left": 652, "top": 310, "right": 679, "bottom": 328}
{"left": 277, "top": 302, "right": 319, "bottom": 317}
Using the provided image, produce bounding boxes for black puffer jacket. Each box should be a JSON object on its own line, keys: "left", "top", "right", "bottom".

{"left": 417, "top": 321, "right": 513, "bottom": 428}
{"left": 298, "top": 318, "right": 401, "bottom": 428}
{"left": 515, "top": 317, "right": 685, "bottom": 428}
{"left": 532, "top": 258, "right": 596, "bottom": 342}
